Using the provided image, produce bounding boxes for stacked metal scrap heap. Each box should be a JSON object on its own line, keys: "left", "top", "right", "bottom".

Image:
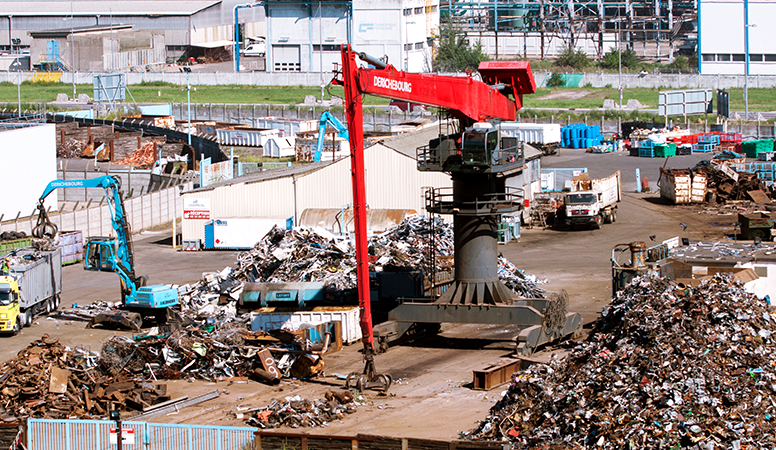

{"left": 466, "top": 274, "right": 776, "bottom": 448}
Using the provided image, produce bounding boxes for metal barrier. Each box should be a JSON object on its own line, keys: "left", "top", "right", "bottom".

{"left": 27, "top": 418, "right": 256, "bottom": 450}
{"left": 541, "top": 168, "right": 588, "bottom": 192}
{"left": 730, "top": 162, "right": 776, "bottom": 185}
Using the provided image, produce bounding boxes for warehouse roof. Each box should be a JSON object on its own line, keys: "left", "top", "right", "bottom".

{"left": 0, "top": 1, "right": 220, "bottom": 16}
{"left": 188, "top": 161, "right": 331, "bottom": 193}
{"left": 30, "top": 25, "right": 134, "bottom": 38}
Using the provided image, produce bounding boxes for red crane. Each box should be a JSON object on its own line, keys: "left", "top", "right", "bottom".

{"left": 334, "top": 44, "right": 535, "bottom": 391}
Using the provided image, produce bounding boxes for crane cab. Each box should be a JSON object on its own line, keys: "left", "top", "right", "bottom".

{"left": 84, "top": 237, "right": 117, "bottom": 272}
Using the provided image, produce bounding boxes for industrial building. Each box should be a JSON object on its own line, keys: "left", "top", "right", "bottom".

{"left": 0, "top": 1, "right": 264, "bottom": 63}
{"left": 444, "top": 0, "right": 697, "bottom": 61}
{"left": 260, "top": 0, "right": 439, "bottom": 73}
{"left": 698, "top": 0, "right": 776, "bottom": 75}
{"left": 180, "top": 124, "right": 542, "bottom": 247}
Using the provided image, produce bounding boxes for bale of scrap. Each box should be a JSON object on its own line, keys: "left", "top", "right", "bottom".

{"left": 466, "top": 273, "right": 776, "bottom": 449}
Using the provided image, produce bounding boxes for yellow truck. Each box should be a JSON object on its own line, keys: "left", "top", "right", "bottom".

{"left": 0, "top": 276, "right": 21, "bottom": 334}
{"left": 0, "top": 248, "right": 62, "bottom": 335}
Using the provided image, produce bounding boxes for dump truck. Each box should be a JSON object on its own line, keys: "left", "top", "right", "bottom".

{"left": 0, "top": 247, "right": 62, "bottom": 335}
{"left": 498, "top": 122, "right": 562, "bottom": 155}
{"left": 560, "top": 171, "right": 621, "bottom": 229}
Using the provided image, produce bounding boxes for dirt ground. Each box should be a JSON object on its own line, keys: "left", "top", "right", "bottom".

{"left": 2, "top": 148, "right": 737, "bottom": 441}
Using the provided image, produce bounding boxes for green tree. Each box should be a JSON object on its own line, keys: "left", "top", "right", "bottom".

{"left": 433, "top": 22, "right": 488, "bottom": 72}
{"left": 601, "top": 48, "right": 640, "bottom": 69}
{"left": 546, "top": 73, "right": 566, "bottom": 87}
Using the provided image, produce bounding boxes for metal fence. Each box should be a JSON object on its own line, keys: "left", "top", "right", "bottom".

{"left": 27, "top": 418, "right": 256, "bottom": 450}
{"left": 541, "top": 168, "right": 588, "bottom": 192}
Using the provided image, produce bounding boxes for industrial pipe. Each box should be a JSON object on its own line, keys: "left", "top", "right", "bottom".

{"left": 251, "top": 368, "right": 280, "bottom": 386}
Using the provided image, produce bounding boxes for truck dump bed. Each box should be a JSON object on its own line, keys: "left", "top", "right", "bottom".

{"left": 7, "top": 248, "right": 62, "bottom": 309}
{"left": 571, "top": 170, "right": 622, "bottom": 206}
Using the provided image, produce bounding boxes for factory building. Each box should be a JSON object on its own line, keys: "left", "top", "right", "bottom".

{"left": 698, "top": 0, "right": 776, "bottom": 75}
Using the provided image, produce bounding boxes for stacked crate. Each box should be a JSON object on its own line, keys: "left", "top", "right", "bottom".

{"left": 693, "top": 132, "right": 720, "bottom": 153}
{"left": 742, "top": 139, "right": 776, "bottom": 159}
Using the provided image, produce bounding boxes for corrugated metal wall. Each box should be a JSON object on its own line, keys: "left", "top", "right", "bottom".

{"left": 181, "top": 145, "right": 453, "bottom": 243}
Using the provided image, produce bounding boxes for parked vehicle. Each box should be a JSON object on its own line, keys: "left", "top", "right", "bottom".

{"left": 242, "top": 39, "right": 266, "bottom": 57}
{"left": 498, "top": 122, "right": 562, "bottom": 155}
{"left": 560, "top": 171, "right": 621, "bottom": 229}
{"left": 0, "top": 247, "right": 62, "bottom": 335}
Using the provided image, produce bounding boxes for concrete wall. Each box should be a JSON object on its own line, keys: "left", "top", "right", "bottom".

{"left": 3, "top": 70, "right": 775, "bottom": 90}
{"left": 53, "top": 169, "right": 187, "bottom": 203}
{"left": 0, "top": 183, "right": 188, "bottom": 239}
{"left": 0, "top": 124, "right": 57, "bottom": 221}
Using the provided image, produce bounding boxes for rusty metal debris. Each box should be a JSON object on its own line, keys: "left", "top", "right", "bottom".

{"left": 113, "top": 140, "right": 164, "bottom": 167}
{"left": 0, "top": 335, "right": 170, "bottom": 421}
{"left": 693, "top": 161, "right": 773, "bottom": 204}
{"left": 245, "top": 391, "right": 359, "bottom": 429}
{"left": 466, "top": 273, "right": 776, "bottom": 448}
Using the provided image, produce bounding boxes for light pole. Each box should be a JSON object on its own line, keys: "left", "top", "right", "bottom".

{"left": 63, "top": 7, "right": 76, "bottom": 100}
{"left": 184, "top": 65, "right": 191, "bottom": 145}
{"left": 743, "top": 0, "right": 756, "bottom": 120}
{"left": 617, "top": 18, "right": 622, "bottom": 110}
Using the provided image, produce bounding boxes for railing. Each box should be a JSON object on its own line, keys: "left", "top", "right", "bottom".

{"left": 417, "top": 138, "right": 525, "bottom": 174}
{"left": 425, "top": 186, "right": 524, "bottom": 216}
{"left": 27, "top": 418, "right": 256, "bottom": 450}
{"left": 0, "top": 113, "right": 46, "bottom": 130}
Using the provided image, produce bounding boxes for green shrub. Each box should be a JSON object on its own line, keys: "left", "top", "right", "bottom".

{"left": 555, "top": 45, "right": 589, "bottom": 70}
{"left": 668, "top": 55, "right": 690, "bottom": 71}
{"left": 601, "top": 48, "right": 640, "bottom": 69}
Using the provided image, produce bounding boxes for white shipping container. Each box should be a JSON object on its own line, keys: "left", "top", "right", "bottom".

{"left": 205, "top": 217, "right": 288, "bottom": 249}
{"left": 498, "top": 122, "right": 562, "bottom": 145}
{"left": 250, "top": 306, "right": 362, "bottom": 344}
{"left": 216, "top": 128, "right": 280, "bottom": 147}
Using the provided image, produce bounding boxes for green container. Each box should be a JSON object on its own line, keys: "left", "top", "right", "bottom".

{"left": 655, "top": 143, "right": 676, "bottom": 158}
{"left": 0, "top": 237, "right": 33, "bottom": 254}
{"left": 742, "top": 139, "right": 774, "bottom": 158}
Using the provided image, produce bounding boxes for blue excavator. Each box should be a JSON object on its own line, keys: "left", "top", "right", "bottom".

{"left": 32, "top": 175, "right": 178, "bottom": 330}
{"left": 314, "top": 111, "right": 348, "bottom": 162}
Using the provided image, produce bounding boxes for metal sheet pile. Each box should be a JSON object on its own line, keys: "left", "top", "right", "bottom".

{"left": 244, "top": 391, "right": 358, "bottom": 429}
{"left": 466, "top": 273, "right": 776, "bottom": 449}
{"left": 0, "top": 335, "right": 170, "bottom": 421}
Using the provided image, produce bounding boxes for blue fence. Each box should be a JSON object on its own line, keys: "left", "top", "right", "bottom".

{"left": 541, "top": 168, "right": 588, "bottom": 192}
{"left": 27, "top": 418, "right": 256, "bottom": 450}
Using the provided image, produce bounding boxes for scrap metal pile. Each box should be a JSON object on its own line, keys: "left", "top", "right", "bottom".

{"left": 113, "top": 140, "right": 163, "bottom": 167}
{"left": 97, "top": 323, "right": 325, "bottom": 383}
{"left": 694, "top": 161, "right": 773, "bottom": 204}
{"left": 466, "top": 273, "right": 776, "bottom": 449}
{"left": 0, "top": 335, "right": 170, "bottom": 421}
{"left": 245, "top": 391, "right": 358, "bottom": 429}
{"left": 178, "top": 216, "right": 545, "bottom": 308}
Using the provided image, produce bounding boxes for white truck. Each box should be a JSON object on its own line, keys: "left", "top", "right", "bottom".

{"left": 497, "top": 122, "right": 562, "bottom": 155}
{"left": 561, "top": 171, "right": 621, "bottom": 229}
{"left": 0, "top": 247, "right": 62, "bottom": 334}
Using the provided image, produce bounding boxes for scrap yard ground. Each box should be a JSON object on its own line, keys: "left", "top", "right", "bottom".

{"left": 2, "top": 148, "right": 733, "bottom": 441}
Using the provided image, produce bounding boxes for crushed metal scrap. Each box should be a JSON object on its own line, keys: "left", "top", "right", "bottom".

{"left": 177, "top": 215, "right": 545, "bottom": 307}
{"left": 245, "top": 391, "right": 359, "bottom": 429}
{"left": 466, "top": 273, "right": 776, "bottom": 449}
{"left": 0, "top": 335, "right": 170, "bottom": 421}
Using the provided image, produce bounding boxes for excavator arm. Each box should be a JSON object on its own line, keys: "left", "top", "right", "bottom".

{"left": 315, "top": 111, "right": 349, "bottom": 162}
{"left": 33, "top": 176, "right": 142, "bottom": 300}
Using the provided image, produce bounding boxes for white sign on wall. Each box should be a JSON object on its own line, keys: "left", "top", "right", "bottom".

{"left": 183, "top": 198, "right": 211, "bottom": 220}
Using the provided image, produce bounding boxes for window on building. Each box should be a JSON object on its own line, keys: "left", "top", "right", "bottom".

{"left": 403, "top": 8, "right": 412, "bottom": 15}
{"left": 414, "top": 7, "right": 423, "bottom": 14}
{"left": 702, "top": 54, "right": 715, "bottom": 62}
{"left": 718, "top": 54, "right": 731, "bottom": 61}
{"left": 313, "top": 45, "right": 338, "bottom": 51}
{"left": 732, "top": 54, "right": 745, "bottom": 62}
{"left": 415, "top": 42, "right": 424, "bottom": 49}
{"left": 426, "top": 5, "right": 437, "bottom": 13}
{"left": 750, "top": 54, "right": 764, "bottom": 62}
{"left": 166, "top": 45, "right": 186, "bottom": 52}
{"left": 765, "top": 54, "right": 776, "bottom": 62}
{"left": 404, "top": 43, "right": 413, "bottom": 51}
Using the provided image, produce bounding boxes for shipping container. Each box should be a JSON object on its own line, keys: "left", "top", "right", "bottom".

{"left": 253, "top": 117, "right": 317, "bottom": 136}
{"left": 499, "top": 122, "right": 561, "bottom": 145}
{"left": 58, "top": 231, "right": 84, "bottom": 266}
{"left": 0, "top": 237, "right": 33, "bottom": 254}
{"left": 249, "top": 306, "right": 362, "bottom": 344}
{"left": 9, "top": 247, "right": 62, "bottom": 311}
{"left": 203, "top": 217, "right": 289, "bottom": 250}
{"left": 216, "top": 128, "right": 280, "bottom": 147}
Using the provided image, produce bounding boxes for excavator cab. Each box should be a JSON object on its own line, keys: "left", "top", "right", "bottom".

{"left": 84, "top": 237, "right": 118, "bottom": 272}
